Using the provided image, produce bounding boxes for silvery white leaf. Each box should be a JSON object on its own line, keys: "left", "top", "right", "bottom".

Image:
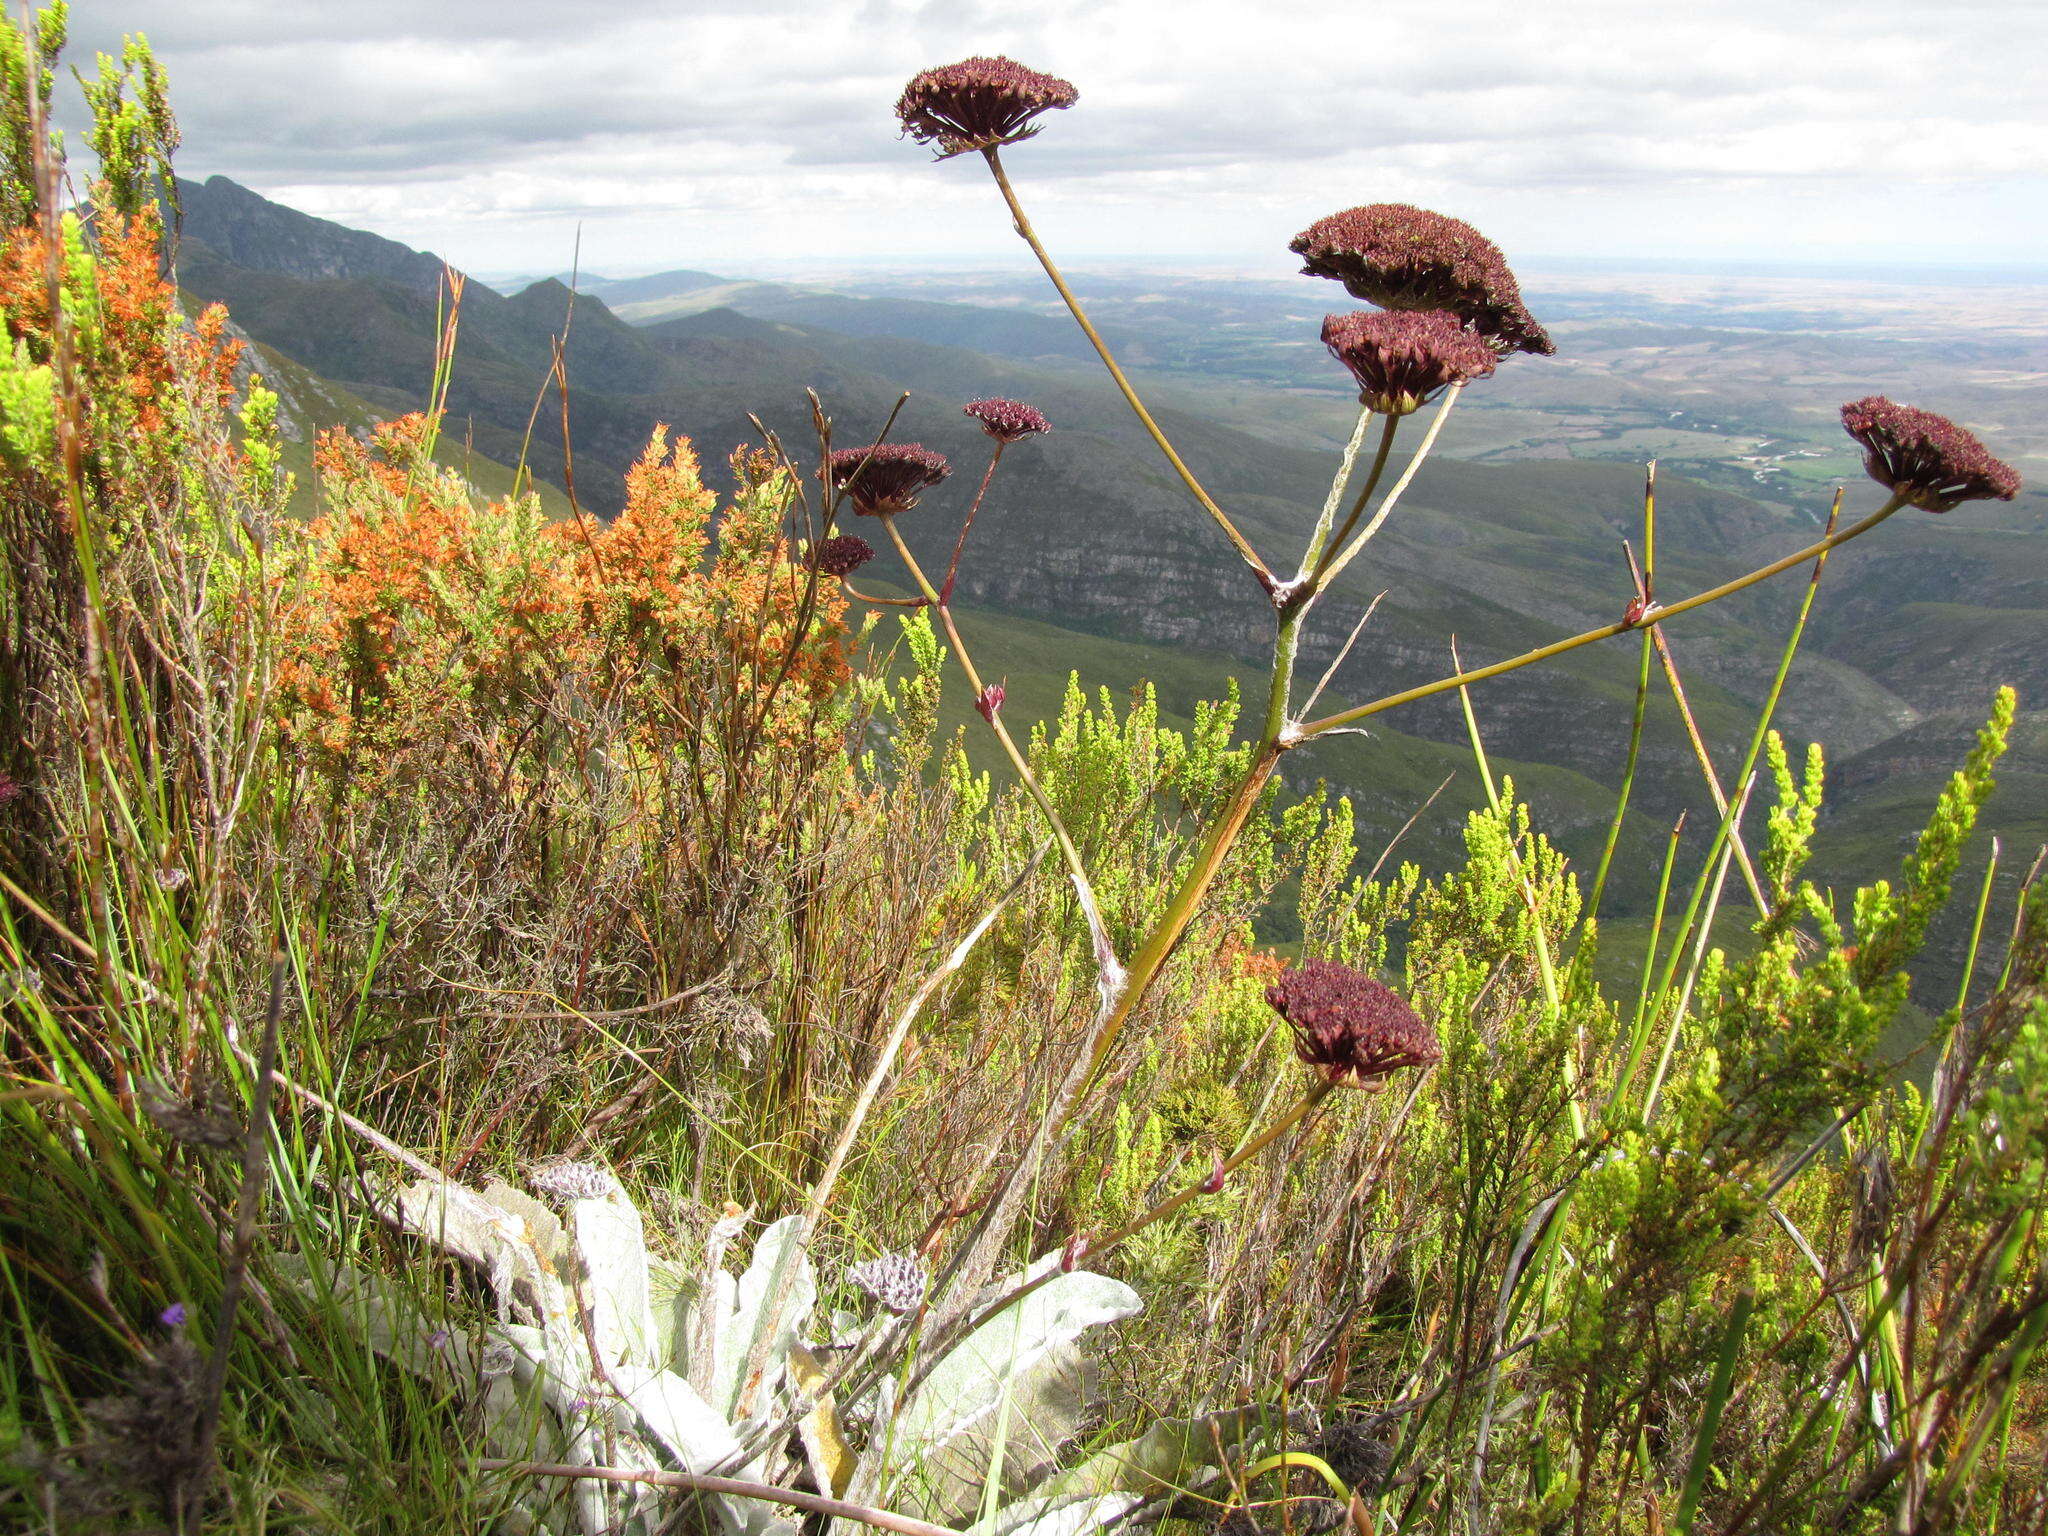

{"left": 567, "top": 1193, "right": 657, "bottom": 1370}
{"left": 609, "top": 1363, "right": 745, "bottom": 1472}
{"left": 611, "top": 1362, "right": 797, "bottom": 1536}
{"left": 649, "top": 1257, "right": 696, "bottom": 1371}
{"left": 479, "top": 1178, "right": 569, "bottom": 1270}
{"left": 713, "top": 1214, "right": 815, "bottom": 1422}
{"left": 685, "top": 1266, "right": 736, "bottom": 1397}
{"left": 895, "top": 1261, "right": 1141, "bottom": 1453}
{"left": 383, "top": 1178, "right": 540, "bottom": 1316}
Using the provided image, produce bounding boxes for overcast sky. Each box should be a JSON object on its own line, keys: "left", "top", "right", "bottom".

{"left": 57, "top": 0, "right": 2048, "bottom": 280}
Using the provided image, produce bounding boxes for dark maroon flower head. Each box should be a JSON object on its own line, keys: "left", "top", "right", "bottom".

{"left": 1289, "top": 204, "right": 1553, "bottom": 357}
{"left": 812, "top": 534, "right": 875, "bottom": 577}
{"left": 1266, "top": 959, "right": 1441, "bottom": 1086}
{"left": 963, "top": 397, "right": 1052, "bottom": 443}
{"left": 896, "top": 57, "right": 1079, "bottom": 159}
{"left": 1839, "top": 396, "right": 2021, "bottom": 513}
{"left": 826, "top": 443, "right": 952, "bottom": 516}
{"left": 0, "top": 771, "right": 20, "bottom": 808}
{"left": 1322, "top": 310, "right": 1498, "bottom": 416}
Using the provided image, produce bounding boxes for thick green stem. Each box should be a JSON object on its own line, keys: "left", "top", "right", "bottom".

{"left": 1081, "top": 739, "right": 1283, "bottom": 1082}
{"left": 1300, "top": 495, "right": 1907, "bottom": 739}
{"left": 1263, "top": 605, "right": 1304, "bottom": 743}
{"left": 982, "top": 147, "right": 1273, "bottom": 588}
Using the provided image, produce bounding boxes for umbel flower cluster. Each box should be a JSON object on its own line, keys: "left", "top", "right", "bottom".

{"left": 1322, "top": 310, "right": 1499, "bottom": 417}
{"left": 964, "top": 396, "right": 1052, "bottom": 443}
{"left": 1840, "top": 395, "right": 2022, "bottom": 513}
{"left": 825, "top": 443, "right": 952, "bottom": 516}
{"left": 1291, "top": 203, "right": 1556, "bottom": 358}
{"left": 895, "top": 56, "right": 1079, "bottom": 159}
{"left": 811, "top": 533, "right": 875, "bottom": 577}
{"left": 1265, "top": 960, "right": 1442, "bottom": 1087}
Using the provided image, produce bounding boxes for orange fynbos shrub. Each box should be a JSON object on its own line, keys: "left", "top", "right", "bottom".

{"left": 280, "top": 415, "right": 850, "bottom": 782}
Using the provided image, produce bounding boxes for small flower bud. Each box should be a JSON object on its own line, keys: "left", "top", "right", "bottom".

{"left": 812, "top": 534, "right": 875, "bottom": 577}
{"left": 974, "top": 683, "right": 1005, "bottom": 722}
{"left": 1061, "top": 1232, "right": 1089, "bottom": 1271}
{"left": 1199, "top": 1155, "right": 1226, "bottom": 1195}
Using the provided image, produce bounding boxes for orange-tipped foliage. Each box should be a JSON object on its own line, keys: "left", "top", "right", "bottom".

{"left": 281, "top": 418, "right": 852, "bottom": 783}
{"left": 0, "top": 197, "right": 241, "bottom": 509}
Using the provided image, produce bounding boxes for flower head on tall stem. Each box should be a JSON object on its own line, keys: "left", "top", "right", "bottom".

{"left": 826, "top": 443, "right": 951, "bottom": 517}
{"left": 896, "top": 57, "right": 1078, "bottom": 159}
{"left": 1839, "top": 396, "right": 2021, "bottom": 512}
{"left": 1266, "top": 959, "right": 1440, "bottom": 1086}
{"left": 811, "top": 533, "right": 875, "bottom": 577}
{"left": 1322, "top": 309, "right": 1498, "bottom": 416}
{"left": 964, "top": 397, "right": 1052, "bottom": 443}
{"left": 1290, "top": 203, "right": 1553, "bottom": 357}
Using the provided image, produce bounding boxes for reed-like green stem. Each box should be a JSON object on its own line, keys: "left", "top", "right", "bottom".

{"left": 940, "top": 442, "right": 1004, "bottom": 605}
{"left": 982, "top": 146, "right": 1273, "bottom": 588}
{"left": 1300, "top": 494, "right": 1907, "bottom": 739}
{"left": 878, "top": 515, "right": 1121, "bottom": 985}
{"left": 1582, "top": 464, "right": 1659, "bottom": 937}
{"left": 1641, "top": 781, "right": 1748, "bottom": 1123}
{"left": 1457, "top": 671, "right": 1585, "bottom": 1142}
{"left": 1582, "top": 628, "right": 1653, "bottom": 932}
{"left": 1607, "top": 815, "right": 1685, "bottom": 1122}
{"left": 1652, "top": 626, "right": 1770, "bottom": 913}
{"left": 1674, "top": 1288, "right": 1755, "bottom": 1535}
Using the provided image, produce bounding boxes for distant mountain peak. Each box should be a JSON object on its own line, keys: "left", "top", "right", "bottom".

{"left": 512, "top": 275, "right": 575, "bottom": 304}
{"left": 174, "top": 174, "right": 454, "bottom": 298}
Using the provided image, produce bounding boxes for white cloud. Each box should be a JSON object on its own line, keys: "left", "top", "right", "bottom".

{"left": 56, "top": 0, "right": 2048, "bottom": 271}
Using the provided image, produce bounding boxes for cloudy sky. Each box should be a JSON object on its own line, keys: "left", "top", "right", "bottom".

{"left": 58, "top": 0, "right": 2048, "bottom": 280}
